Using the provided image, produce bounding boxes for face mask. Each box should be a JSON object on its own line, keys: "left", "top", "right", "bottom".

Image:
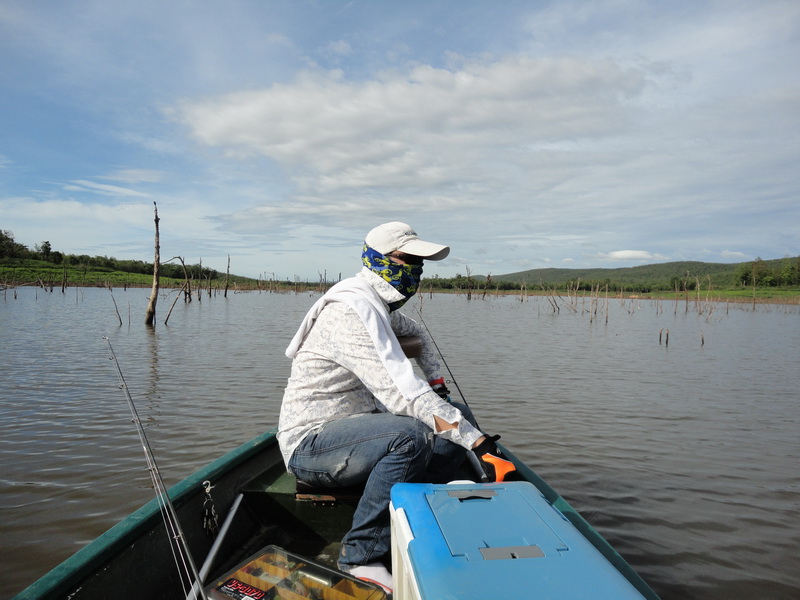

{"left": 362, "top": 243, "right": 423, "bottom": 310}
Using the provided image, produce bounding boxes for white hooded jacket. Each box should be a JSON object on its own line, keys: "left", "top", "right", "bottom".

{"left": 277, "top": 268, "right": 483, "bottom": 469}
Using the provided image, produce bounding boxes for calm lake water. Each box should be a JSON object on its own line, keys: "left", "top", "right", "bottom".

{"left": 1, "top": 286, "right": 798, "bottom": 599}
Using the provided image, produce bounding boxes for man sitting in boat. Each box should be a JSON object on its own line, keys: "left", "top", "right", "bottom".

{"left": 278, "top": 222, "right": 512, "bottom": 594}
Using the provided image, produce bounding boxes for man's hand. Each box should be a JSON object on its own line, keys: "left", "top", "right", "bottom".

{"left": 433, "top": 384, "right": 451, "bottom": 400}
{"left": 429, "top": 377, "right": 451, "bottom": 400}
{"left": 472, "top": 434, "right": 517, "bottom": 482}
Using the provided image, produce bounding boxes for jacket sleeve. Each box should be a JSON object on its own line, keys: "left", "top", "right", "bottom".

{"left": 390, "top": 310, "right": 443, "bottom": 383}
{"left": 332, "top": 305, "right": 483, "bottom": 450}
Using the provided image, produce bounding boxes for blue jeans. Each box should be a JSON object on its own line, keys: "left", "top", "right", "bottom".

{"left": 288, "top": 402, "right": 477, "bottom": 569}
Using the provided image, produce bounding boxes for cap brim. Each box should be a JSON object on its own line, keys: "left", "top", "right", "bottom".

{"left": 397, "top": 239, "right": 450, "bottom": 261}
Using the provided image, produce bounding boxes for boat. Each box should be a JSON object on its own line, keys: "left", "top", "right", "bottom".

{"left": 13, "top": 426, "right": 660, "bottom": 600}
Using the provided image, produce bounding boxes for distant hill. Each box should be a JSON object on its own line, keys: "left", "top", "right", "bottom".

{"left": 483, "top": 257, "right": 797, "bottom": 290}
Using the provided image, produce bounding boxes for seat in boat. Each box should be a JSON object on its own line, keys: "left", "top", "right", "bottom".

{"left": 294, "top": 479, "right": 365, "bottom": 505}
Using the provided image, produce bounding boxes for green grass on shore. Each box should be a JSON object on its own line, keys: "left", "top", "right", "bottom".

{"left": 2, "top": 259, "right": 799, "bottom": 304}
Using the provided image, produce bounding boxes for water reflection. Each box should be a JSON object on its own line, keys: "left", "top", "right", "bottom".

{"left": 145, "top": 325, "right": 161, "bottom": 429}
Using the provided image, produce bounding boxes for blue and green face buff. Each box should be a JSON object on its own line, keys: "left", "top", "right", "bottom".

{"left": 362, "top": 243, "right": 423, "bottom": 310}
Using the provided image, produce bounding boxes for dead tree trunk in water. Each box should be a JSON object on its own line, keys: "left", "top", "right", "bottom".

{"left": 144, "top": 202, "right": 160, "bottom": 326}
{"left": 196, "top": 259, "right": 203, "bottom": 303}
{"left": 224, "top": 255, "right": 230, "bottom": 298}
{"left": 176, "top": 256, "right": 192, "bottom": 302}
{"left": 164, "top": 281, "right": 188, "bottom": 325}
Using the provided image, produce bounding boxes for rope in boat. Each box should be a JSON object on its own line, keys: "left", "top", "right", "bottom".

{"left": 202, "top": 480, "right": 219, "bottom": 537}
{"left": 103, "top": 336, "right": 208, "bottom": 600}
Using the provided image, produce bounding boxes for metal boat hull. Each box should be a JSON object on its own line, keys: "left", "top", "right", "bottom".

{"left": 14, "top": 430, "right": 659, "bottom": 599}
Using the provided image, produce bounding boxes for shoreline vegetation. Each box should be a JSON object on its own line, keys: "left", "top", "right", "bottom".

{"left": 2, "top": 257, "right": 798, "bottom": 306}
{"left": 1, "top": 229, "right": 798, "bottom": 306}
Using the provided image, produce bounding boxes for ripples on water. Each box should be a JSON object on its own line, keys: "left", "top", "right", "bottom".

{"left": 1, "top": 287, "right": 798, "bottom": 599}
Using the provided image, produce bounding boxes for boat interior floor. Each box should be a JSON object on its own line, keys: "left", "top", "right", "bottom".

{"left": 205, "top": 462, "right": 360, "bottom": 579}
{"left": 203, "top": 457, "right": 480, "bottom": 585}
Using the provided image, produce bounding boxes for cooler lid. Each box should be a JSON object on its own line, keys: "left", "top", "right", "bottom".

{"left": 426, "top": 486, "right": 570, "bottom": 561}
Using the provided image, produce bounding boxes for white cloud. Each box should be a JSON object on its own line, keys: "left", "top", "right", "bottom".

{"left": 64, "top": 180, "right": 152, "bottom": 198}
{"left": 170, "top": 54, "right": 653, "bottom": 238}
{"left": 174, "top": 56, "right": 647, "bottom": 186}
{"left": 597, "top": 250, "right": 669, "bottom": 262}
{"left": 96, "top": 169, "right": 166, "bottom": 184}
{"left": 721, "top": 250, "right": 749, "bottom": 260}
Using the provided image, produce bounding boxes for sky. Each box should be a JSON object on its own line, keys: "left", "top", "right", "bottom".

{"left": 1, "top": 0, "right": 798, "bottom": 280}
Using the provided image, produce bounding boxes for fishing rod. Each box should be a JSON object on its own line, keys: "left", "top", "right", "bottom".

{"left": 415, "top": 309, "right": 519, "bottom": 483}
{"left": 414, "top": 311, "right": 491, "bottom": 482}
{"left": 415, "top": 309, "right": 468, "bottom": 407}
{"left": 103, "top": 336, "right": 208, "bottom": 600}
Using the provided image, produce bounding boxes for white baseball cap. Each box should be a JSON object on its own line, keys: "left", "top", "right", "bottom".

{"left": 365, "top": 222, "right": 450, "bottom": 261}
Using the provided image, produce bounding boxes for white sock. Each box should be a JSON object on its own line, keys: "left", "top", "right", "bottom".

{"left": 345, "top": 563, "right": 393, "bottom": 593}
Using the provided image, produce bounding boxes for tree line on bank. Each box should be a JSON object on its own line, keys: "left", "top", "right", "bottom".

{"left": 425, "top": 256, "right": 800, "bottom": 293}
{"left": 2, "top": 228, "right": 798, "bottom": 292}
{"left": 1, "top": 229, "right": 219, "bottom": 281}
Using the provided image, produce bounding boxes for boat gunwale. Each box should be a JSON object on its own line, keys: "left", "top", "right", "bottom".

{"left": 12, "top": 430, "right": 279, "bottom": 600}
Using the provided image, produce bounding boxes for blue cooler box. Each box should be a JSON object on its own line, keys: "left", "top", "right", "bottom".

{"left": 389, "top": 481, "right": 646, "bottom": 600}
